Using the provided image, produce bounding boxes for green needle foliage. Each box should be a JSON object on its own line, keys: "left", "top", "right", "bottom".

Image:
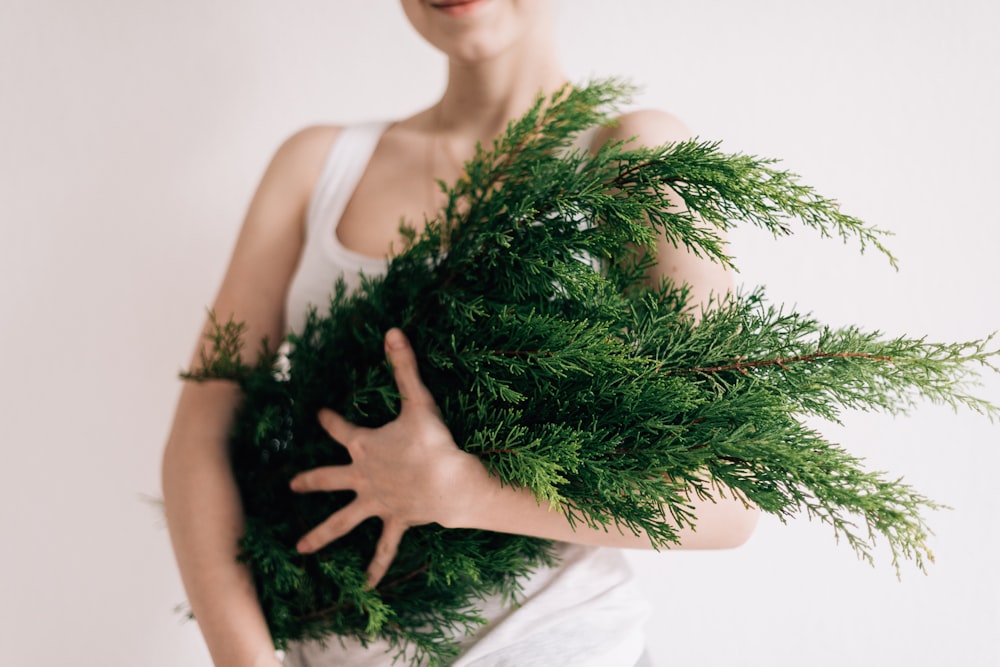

{"left": 184, "top": 80, "right": 999, "bottom": 666}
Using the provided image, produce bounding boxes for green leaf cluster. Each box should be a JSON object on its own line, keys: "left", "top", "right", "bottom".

{"left": 184, "top": 80, "right": 999, "bottom": 666}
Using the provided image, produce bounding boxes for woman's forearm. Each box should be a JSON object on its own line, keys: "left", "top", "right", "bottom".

{"left": 162, "top": 381, "right": 280, "bottom": 667}
{"left": 440, "top": 454, "right": 759, "bottom": 550}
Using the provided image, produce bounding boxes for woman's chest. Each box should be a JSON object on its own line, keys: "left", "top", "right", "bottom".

{"left": 334, "top": 131, "right": 459, "bottom": 261}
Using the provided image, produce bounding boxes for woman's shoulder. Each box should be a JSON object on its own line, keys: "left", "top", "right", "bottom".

{"left": 248, "top": 124, "right": 348, "bottom": 213}
{"left": 593, "top": 108, "right": 692, "bottom": 151}
{"left": 271, "top": 124, "right": 344, "bottom": 176}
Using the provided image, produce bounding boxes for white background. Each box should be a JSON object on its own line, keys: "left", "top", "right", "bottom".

{"left": 1, "top": 1, "right": 998, "bottom": 665}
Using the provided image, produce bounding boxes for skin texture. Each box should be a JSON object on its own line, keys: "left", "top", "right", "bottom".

{"left": 162, "top": 2, "right": 759, "bottom": 665}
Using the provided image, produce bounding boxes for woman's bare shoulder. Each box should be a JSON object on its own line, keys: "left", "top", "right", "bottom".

{"left": 282, "top": 124, "right": 343, "bottom": 151}
{"left": 594, "top": 108, "right": 692, "bottom": 150}
{"left": 264, "top": 124, "right": 345, "bottom": 196}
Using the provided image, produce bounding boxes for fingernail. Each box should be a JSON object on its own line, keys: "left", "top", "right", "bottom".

{"left": 386, "top": 328, "right": 406, "bottom": 350}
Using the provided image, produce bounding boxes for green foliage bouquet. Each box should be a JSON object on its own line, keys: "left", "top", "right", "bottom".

{"left": 186, "top": 80, "right": 998, "bottom": 665}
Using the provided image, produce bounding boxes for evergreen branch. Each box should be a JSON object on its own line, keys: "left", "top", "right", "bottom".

{"left": 180, "top": 310, "right": 280, "bottom": 386}
{"left": 179, "top": 310, "right": 250, "bottom": 383}
{"left": 605, "top": 142, "right": 897, "bottom": 269}
{"left": 178, "top": 79, "right": 1000, "bottom": 665}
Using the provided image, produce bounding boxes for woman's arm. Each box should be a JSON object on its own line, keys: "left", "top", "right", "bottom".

{"left": 291, "top": 110, "right": 758, "bottom": 585}
{"left": 162, "top": 126, "right": 338, "bottom": 667}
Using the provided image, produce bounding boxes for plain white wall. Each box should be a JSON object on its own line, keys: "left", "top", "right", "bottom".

{"left": 1, "top": 1, "right": 997, "bottom": 665}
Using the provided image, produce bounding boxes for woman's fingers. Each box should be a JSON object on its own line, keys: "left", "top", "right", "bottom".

{"left": 366, "top": 519, "right": 408, "bottom": 588}
{"left": 384, "top": 328, "right": 436, "bottom": 412}
{"left": 289, "top": 465, "right": 354, "bottom": 494}
{"left": 292, "top": 329, "right": 438, "bottom": 561}
{"left": 317, "top": 407, "right": 361, "bottom": 452}
{"left": 296, "top": 500, "right": 370, "bottom": 554}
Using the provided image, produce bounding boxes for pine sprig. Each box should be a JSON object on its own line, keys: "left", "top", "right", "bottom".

{"left": 655, "top": 293, "right": 1000, "bottom": 422}
{"left": 183, "top": 80, "right": 999, "bottom": 665}
{"left": 607, "top": 141, "right": 899, "bottom": 268}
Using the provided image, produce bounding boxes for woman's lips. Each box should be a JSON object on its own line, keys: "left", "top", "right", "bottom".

{"left": 429, "top": 0, "right": 491, "bottom": 18}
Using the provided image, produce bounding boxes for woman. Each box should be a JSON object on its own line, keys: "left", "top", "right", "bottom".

{"left": 162, "top": 2, "right": 759, "bottom": 665}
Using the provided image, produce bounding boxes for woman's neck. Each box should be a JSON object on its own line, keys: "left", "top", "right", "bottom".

{"left": 433, "top": 41, "right": 568, "bottom": 143}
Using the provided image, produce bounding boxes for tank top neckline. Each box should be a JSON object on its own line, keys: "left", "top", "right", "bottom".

{"left": 310, "top": 120, "right": 601, "bottom": 274}
{"left": 314, "top": 120, "right": 395, "bottom": 273}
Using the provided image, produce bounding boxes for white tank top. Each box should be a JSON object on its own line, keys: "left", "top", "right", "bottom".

{"left": 281, "top": 122, "right": 650, "bottom": 667}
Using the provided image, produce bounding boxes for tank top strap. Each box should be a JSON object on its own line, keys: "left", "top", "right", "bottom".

{"left": 305, "top": 120, "right": 393, "bottom": 237}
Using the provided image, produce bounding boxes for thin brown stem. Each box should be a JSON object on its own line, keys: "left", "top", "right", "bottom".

{"left": 296, "top": 563, "right": 433, "bottom": 622}
{"left": 299, "top": 601, "right": 349, "bottom": 623}
{"left": 611, "top": 159, "right": 682, "bottom": 190}
{"left": 490, "top": 349, "right": 552, "bottom": 358}
{"left": 476, "top": 448, "right": 516, "bottom": 457}
{"left": 666, "top": 351, "right": 894, "bottom": 376}
{"left": 377, "top": 563, "right": 431, "bottom": 595}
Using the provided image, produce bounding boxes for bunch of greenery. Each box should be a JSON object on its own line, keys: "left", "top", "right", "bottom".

{"left": 185, "top": 80, "right": 998, "bottom": 666}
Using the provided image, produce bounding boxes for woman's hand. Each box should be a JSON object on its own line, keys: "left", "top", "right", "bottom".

{"left": 289, "top": 328, "right": 487, "bottom": 587}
